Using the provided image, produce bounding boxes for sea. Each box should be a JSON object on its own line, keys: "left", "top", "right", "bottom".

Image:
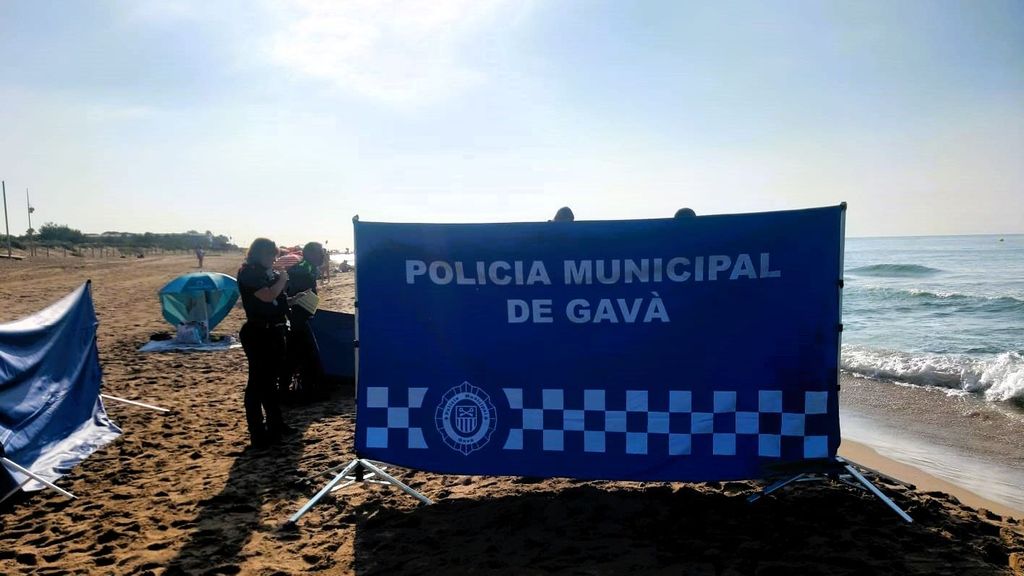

{"left": 838, "top": 234, "right": 1024, "bottom": 512}
{"left": 842, "top": 234, "right": 1024, "bottom": 405}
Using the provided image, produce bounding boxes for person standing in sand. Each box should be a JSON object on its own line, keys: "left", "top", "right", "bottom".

{"left": 237, "top": 238, "right": 295, "bottom": 448}
{"left": 195, "top": 246, "right": 205, "bottom": 268}
{"left": 320, "top": 244, "right": 331, "bottom": 283}
{"left": 284, "top": 242, "right": 324, "bottom": 400}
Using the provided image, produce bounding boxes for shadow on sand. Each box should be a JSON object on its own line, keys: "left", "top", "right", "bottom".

{"left": 164, "top": 390, "right": 353, "bottom": 575}
{"left": 351, "top": 478, "right": 1015, "bottom": 576}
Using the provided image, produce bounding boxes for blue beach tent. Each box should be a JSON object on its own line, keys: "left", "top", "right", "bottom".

{"left": 0, "top": 282, "right": 121, "bottom": 503}
{"left": 158, "top": 272, "right": 239, "bottom": 332}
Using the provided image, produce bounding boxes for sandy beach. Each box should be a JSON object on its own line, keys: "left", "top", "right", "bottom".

{"left": 1, "top": 253, "right": 1023, "bottom": 575}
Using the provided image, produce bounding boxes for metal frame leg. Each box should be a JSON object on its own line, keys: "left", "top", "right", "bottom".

{"left": 747, "top": 459, "right": 913, "bottom": 523}
{"left": 0, "top": 457, "right": 76, "bottom": 501}
{"left": 0, "top": 478, "right": 30, "bottom": 506}
{"left": 286, "top": 459, "right": 432, "bottom": 526}
{"left": 329, "top": 466, "right": 392, "bottom": 493}
{"left": 287, "top": 460, "right": 360, "bottom": 525}
{"left": 100, "top": 394, "right": 170, "bottom": 413}
{"left": 359, "top": 460, "right": 433, "bottom": 505}
{"left": 843, "top": 462, "right": 914, "bottom": 523}
{"left": 314, "top": 460, "right": 360, "bottom": 481}
{"left": 747, "top": 473, "right": 805, "bottom": 503}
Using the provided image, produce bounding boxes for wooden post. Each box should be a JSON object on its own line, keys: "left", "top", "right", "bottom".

{"left": 2, "top": 181, "right": 11, "bottom": 260}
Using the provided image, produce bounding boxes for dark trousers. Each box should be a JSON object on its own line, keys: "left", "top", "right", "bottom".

{"left": 240, "top": 321, "right": 287, "bottom": 443}
{"left": 286, "top": 316, "right": 322, "bottom": 397}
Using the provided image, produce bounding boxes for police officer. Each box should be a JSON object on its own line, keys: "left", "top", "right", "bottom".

{"left": 238, "top": 238, "right": 294, "bottom": 448}
{"left": 284, "top": 242, "right": 324, "bottom": 399}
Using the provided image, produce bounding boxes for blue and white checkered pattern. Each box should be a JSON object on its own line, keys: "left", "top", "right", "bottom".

{"left": 502, "top": 388, "right": 830, "bottom": 459}
{"left": 363, "top": 387, "right": 429, "bottom": 449}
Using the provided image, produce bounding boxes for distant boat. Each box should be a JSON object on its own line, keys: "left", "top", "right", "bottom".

{"left": 1000, "top": 238, "right": 1005, "bottom": 242}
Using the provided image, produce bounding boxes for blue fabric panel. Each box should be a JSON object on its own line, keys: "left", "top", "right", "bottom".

{"left": 0, "top": 282, "right": 121, "bottom": 490}
{"left": 353, "top": 206, "right": 844, "bottom": 481}
{"left": 308, "top": 310, "right": 356, "bottom": 381}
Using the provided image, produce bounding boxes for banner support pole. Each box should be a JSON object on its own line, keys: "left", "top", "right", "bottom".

{"left": 287, "top": 459, "right": 360, "bottom": 525}
{"left": 0, "top": 457, "right": 77, "bottom": 501}
{"left": 747, "top": 457, "right": 912, "bottom": 523}
{"left": 100, "top": 393, "right": 170, "bottom": 413}
{"left": 285, "top": 458, "right": 431, "bottom": 526}
{"left": 357, "top": 459, "right": 433, "bottom": 505}
{"left": 0, "top": 478, "right": 30, "bottom": 506}
{"left": 841, "top": 458, "right": 913, "bottom": 523}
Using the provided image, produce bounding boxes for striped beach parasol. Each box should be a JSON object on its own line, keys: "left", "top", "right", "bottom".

{"left": 273, "top": 252, "right": 302, "bottom": 270}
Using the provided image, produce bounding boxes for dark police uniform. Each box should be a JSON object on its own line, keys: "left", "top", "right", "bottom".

{"left": 237, "top": 262, "right": 289, "bottom": 446}
{"left": 285, "top": 260, "right": 322, "bottom": 398}
{"left": 287, "top": 260, "right": 319, "bottom": 297}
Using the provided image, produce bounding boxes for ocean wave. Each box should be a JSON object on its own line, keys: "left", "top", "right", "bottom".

{"left": 841, "top": 347, "right": 1024, "bottom": 403}
{"left": 846, "top": 264, "right": 943, "bottom": 277}
{"left": 844, "top": 286, "right": 1024, "bottom": 312}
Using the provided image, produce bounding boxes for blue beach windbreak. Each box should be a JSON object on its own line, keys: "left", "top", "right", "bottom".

{"left": 0, "top": 282, "right": 121, "bottom": 492}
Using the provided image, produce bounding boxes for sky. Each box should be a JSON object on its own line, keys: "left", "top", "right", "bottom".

{"left": 0, "top": 0, "right": 1021, "bottom": 249}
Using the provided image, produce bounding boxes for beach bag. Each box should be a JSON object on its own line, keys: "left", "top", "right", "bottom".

{"left": 292, "top": 291, "right": 320, "bottom": 316}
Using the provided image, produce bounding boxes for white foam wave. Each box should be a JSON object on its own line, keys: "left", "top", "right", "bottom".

{"left": 904, "top": 288, "right": 959, "bottom": 299}
{"left": 849, "top": 285, "right": 1024, "bottom": 303}
{"left": 841, "top": 347, "right": 1024, "bottom": 403}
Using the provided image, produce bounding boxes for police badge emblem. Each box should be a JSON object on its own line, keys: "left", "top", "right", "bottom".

{"left": 435, "top": 382, "right": 497, "bottom": 455}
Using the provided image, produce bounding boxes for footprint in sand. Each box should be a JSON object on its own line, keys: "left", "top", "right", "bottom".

{"left": 117, "top": 521, "right": 142, "bottom": 534}
{"left": 24, "top": 535, "right": 51, "bottom": 547}
{"left": 96, "top": 529, "right": 122, "bottom": 545}
{"left": 302, "top": 554, "right": 325, "bottom": 566}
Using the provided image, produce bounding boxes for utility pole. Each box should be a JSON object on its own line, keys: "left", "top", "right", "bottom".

{"left": 26, "top": 188, "right": 34, "bottom": 256}
{"left": 2, "top": 181, "right": 11, "bottom": 259}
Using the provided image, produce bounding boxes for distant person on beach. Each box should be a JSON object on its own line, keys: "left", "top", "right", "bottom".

{"left": 674, "top": 208, "right": 696, "bottom": 218}
{"left": 552, "top": 206, "right": 575, "bottom": 222}
{"left": 320, "top": 245, "right": 331, "bottom": 283}
{"left": 237, "top": 238, "right": 295, "bottom": 449}
{"left": 195, "top": 246, "right": 205, "bottom": 268}
{"left": 284, "top": 242, "right": 324, "bottom": 399}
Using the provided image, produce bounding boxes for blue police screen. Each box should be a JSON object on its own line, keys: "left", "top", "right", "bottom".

{"left": 353, "top": 205, "right": 844, "bottom": 481}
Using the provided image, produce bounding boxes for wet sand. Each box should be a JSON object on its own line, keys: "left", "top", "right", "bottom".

{"left": 840, "top": 373, "right": 1024, "bottom": 515}
{"left": 0, "top": 254, "right": 1022, "bottom": 575}
{"left": 839, "top": 439, "right": 1021, "bottom": 520}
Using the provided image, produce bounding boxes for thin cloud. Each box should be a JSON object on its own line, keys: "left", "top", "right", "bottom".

{"left": 269, "top": 0, "right": 515, "bottom": 104}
